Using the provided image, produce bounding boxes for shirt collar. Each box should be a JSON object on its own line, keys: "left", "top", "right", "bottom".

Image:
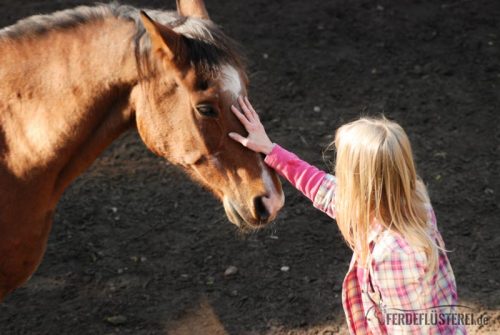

{"left": 368, "top": 221, "right": 384, "bottom": 244}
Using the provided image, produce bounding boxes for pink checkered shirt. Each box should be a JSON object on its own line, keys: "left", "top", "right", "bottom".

{"left": 265, "top": 144, "right": 466, "bottom": 335}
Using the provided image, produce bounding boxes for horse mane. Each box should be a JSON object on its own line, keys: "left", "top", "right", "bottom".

{"left": 0, "top": 2, "right": 246, "bottom": 80}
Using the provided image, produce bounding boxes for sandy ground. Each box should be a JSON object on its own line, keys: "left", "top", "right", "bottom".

{"left": 0, "top": 0, "right": 498, "bottom": 334}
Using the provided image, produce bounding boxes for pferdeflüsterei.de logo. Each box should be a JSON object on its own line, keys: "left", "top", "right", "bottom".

{"left": 382, "top": 307, "right": 490, "bottom": 326}
{"left": 365, "top": 294, "right": 490, "bottom": 327}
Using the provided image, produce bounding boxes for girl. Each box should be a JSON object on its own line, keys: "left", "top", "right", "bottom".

{"left": 229, "top": 96, "right": 466, "bottom": 334}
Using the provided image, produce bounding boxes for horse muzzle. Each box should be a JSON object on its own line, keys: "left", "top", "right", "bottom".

{"left": 223, "top": 189, "right": 284, "bottom": 229}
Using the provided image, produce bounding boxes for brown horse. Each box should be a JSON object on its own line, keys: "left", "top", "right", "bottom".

{"left": 0, "top": 0, "right": 284, "bottom": 301}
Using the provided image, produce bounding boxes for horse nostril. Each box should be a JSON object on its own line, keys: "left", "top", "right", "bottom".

{"left": 253, "top": 196, "right": 270, "bottom": 223}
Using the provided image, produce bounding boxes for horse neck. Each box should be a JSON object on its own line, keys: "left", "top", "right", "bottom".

{"left": 0, "top": 17, "right": 139, "bottom": 205}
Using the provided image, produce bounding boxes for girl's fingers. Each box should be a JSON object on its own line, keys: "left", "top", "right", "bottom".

{"left": 237, "top": 96, "right": 255, "bottom": 122}
{"left": 244, "top": 96, "right": 260, "bottom": 120}
{"left": 231, "top": 105, "right": 251, "bottom": 128}
{"left": 228, "top": 132, "right": 248, "bottom": 147}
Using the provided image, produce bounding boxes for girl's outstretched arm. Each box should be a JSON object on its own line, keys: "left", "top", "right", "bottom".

{"left": 229, "top": 96, "right": 337, "bottom": 218}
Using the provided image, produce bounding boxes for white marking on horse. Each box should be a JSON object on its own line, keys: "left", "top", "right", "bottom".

{"left": 220, "top": 64, "right": 242, "bottom": 98}
{"left": 258, "top": 156, "right": 285, "bottom": 219}
{"left": 258, "top": 158, "right": 276, "bottom": 194}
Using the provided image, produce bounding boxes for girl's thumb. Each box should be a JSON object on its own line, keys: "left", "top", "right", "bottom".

{"left": 228, "top": 132, "right": 247, "bottom": 146}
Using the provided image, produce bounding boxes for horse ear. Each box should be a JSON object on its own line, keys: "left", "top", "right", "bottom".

{"left": 176, "top": 0, "right": 210, "bottom": 19}
{"left": 139, "top": 11, "right": 187, "bottom": 64}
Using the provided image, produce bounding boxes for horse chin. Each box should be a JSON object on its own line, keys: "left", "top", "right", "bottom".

{"left": 223, "top": 198, "right": 264, "bottom": 231}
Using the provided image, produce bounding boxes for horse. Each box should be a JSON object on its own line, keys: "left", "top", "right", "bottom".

{"left": 0, "top": 0, "right": 284, "bottom": 301}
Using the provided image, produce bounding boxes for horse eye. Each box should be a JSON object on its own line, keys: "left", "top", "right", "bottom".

{"left": 196, "top": 104, "right": 218, "bottom": 117}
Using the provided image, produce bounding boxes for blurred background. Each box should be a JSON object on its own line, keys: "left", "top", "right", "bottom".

{"left": 0, "top": 0, "right": 498, "bottom": 334}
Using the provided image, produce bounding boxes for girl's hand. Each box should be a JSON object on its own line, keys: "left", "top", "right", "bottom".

{"left": 228, "top": 96, "right": 275, "bottom": 155}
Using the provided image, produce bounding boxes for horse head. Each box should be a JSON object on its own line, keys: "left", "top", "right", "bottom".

{"left": 131, "top": 0, "right": 284, "bottom": 228}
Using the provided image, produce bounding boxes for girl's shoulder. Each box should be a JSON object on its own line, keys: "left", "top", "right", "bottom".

{"left": 371, "top": 202, "right": 439, "bottom": 258}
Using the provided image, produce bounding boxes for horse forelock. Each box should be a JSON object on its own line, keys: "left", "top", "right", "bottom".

{"left": 0, "top": 2, "right": 246, "bottom": 81}
{"left": 112, "top": 3, "right": 246, "bottom": 82}
{"left": 134, "top": 10, "right": 247, "bottom": 81}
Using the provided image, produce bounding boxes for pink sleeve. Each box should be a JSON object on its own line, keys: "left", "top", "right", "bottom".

{"left": 264, "top": 144, "right": 337, "bottom": 218}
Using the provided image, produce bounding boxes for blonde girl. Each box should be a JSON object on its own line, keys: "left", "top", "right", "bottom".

{"left": 229, "top": 96, "right": 466, "bottom": 334}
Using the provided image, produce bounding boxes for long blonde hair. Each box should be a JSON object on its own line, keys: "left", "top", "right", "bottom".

{"left": 331, "top": 116, "right": 440, "bottom": 274}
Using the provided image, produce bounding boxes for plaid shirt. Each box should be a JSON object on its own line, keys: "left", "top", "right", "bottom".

{"left": 265, "top": 145, "right": 467, "bottom": 335}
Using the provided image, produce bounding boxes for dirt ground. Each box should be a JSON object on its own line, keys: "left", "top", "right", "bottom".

{"left": 0, "top": 0, "right": 499, "bottom": 334}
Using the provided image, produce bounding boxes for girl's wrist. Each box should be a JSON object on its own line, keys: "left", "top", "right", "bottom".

{"left": 263, "top": 142, "right": 276, "bottom": 155}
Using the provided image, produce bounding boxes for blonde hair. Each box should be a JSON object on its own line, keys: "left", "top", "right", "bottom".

{"left": 331, "top": 116, "right": 440, "bottom": 274}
